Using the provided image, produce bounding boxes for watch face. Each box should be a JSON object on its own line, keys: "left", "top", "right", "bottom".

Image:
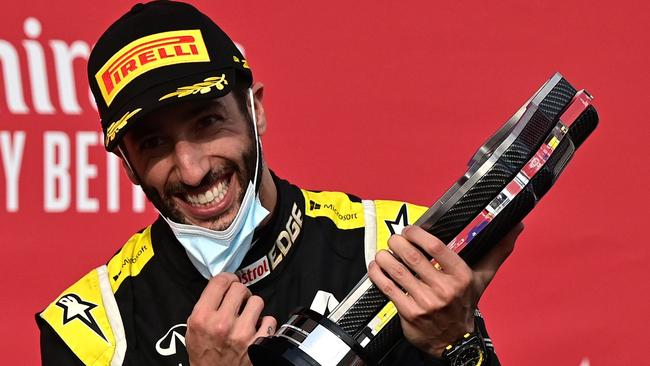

{"left": 452, "top": 344, "right": 484, "bottom": 366}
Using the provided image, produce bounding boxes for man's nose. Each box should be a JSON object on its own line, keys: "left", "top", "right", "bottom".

{"left": 172, "top": 140, "right": 209, "bottom": 187}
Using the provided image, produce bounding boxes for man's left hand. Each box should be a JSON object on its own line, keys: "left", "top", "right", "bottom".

{"left": 367, "top": 223, "right": 524, "bottom": 357}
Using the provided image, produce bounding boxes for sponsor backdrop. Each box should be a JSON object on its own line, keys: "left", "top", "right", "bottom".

{"left": 1, "top": 0, "right": 648, "bottom": 364}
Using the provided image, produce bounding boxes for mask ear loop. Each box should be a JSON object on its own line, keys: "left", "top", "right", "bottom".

{"left": 248, "top": 88, "right": 263, "bottom": 192}
{"left": 117, "top": 89, "right": 262, "bottom": 200}
{"left": 117, "top": 144, "right": 142, "bottom": 186}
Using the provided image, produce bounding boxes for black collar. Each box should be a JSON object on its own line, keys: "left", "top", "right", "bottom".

{"left": 151, "top": 172, "right": 304, "bottom": 286}
{"left": 237, "top": 172, "right": 305, "bottom": 287}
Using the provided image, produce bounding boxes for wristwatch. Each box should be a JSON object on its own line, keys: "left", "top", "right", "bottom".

{"left": 441, "top": 323, "right": 488, "bottom": 366}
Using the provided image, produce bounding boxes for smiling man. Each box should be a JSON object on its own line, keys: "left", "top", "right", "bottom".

{"left": 37, "top": 1, "right": 522, "bottom": 365}
{"left": 128, "top": 97, "right": 258, "bottom": 229}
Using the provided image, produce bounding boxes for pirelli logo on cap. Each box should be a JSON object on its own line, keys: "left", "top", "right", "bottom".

{"left": 95, "top": 29, "right": 210, "bottom": 106}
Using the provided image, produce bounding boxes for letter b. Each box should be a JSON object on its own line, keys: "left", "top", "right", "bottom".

{"left": 44, "top": 132, "right": 70, "bottom": 212}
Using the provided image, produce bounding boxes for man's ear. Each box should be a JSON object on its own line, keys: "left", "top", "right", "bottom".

{"left": 251, "top": 82, "right": 267, "bottom": 136}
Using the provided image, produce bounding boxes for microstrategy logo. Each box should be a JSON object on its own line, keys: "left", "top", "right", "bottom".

{"left": 95, "top": 29, "right": 210, "bottom": 106}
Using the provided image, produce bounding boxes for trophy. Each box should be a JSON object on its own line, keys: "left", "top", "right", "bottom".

{"left": 249, "top": 73, "right": 599, "bottom": 365}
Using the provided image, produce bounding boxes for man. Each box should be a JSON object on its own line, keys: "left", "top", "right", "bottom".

{"left": 37, "top": 1, "right": 523, "bottom": 365}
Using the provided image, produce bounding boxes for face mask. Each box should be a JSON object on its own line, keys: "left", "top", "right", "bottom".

{"left": 160, "top": 88, "right": 269, "bottom": 278}
{"left": 161, "top": 184, "right": 268, "bottom": 278}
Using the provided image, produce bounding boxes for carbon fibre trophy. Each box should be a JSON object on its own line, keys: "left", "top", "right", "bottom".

{"left": 248, "top": 73, "right": 599, "bottom": 366}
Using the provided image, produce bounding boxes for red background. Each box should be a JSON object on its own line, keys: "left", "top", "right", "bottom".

{"left": 1, "top": 1, "right": 649, "bottom": 364}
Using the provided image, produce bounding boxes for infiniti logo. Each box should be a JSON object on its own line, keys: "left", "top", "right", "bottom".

{"left": 155, "top": 323, "right": 187, "bottom": 357}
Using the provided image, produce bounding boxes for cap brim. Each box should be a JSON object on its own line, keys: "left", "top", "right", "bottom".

{"left": 103, "top": 68, "right": 237, "bottom": 151}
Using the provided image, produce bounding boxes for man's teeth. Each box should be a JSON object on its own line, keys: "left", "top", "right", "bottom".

{"left": 186, "top": 181, "right": 229, "bottom": 206}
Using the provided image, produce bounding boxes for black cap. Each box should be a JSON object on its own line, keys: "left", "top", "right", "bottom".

{"left": 88, "top": 0, "right": 252, "bottom": 151}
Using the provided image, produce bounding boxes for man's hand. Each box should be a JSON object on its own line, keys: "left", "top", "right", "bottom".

{"left": 185, "top": 273, "right": 277, "bottom": 366}
{"left": 367, "top": 223, "right": 524, "bottom": 357}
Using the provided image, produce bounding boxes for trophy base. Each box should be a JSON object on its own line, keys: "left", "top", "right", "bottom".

{"left": 249, "top": 336, "right": 319, "bottom": 366}
{"left": 249, "top": 309, "right": 368, "bottom": 366}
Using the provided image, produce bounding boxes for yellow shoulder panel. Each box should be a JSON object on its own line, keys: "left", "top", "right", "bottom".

{"left": 40, "top": 269, "right": 116, "bottom": 365}
{"left": 40, "top": 227, "right": 154, "bottom": 365}
{"left": 302, "top": 190, "right": 365, "bottom": 230}
{"left": 373, "top": 200, "right": 428, "bottom": 251}
{"left": 106, "top": 225, "right": 154, "bottom": 293}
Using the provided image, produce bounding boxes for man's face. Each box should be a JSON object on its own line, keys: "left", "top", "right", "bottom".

{"left": 121, "top": 92, "right": 256, "bottom": 231}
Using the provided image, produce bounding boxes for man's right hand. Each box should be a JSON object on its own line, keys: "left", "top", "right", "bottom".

{"left": 185, "top": 273, "right": 277, "bottom": 366}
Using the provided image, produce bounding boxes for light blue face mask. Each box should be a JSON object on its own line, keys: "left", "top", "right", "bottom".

{"left": 159, "top": 88, "right": 269, "bottom": 278}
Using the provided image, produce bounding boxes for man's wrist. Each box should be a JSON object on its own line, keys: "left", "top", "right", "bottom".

{"left": 440, "top": 317, "right": 488, "bottom": 366}
{"left": 415, "top": 318, "right": 475, "bottom": 359}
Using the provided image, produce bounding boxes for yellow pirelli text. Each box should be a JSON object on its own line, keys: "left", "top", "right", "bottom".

{"left": 95, "top": 29, "right": 210, "bottom": 106}
{"left": 302, "top": 190, "right": 365, "bottom": 230}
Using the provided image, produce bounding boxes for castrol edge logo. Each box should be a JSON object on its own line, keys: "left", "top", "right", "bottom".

{"left": 95, "top": 29, "right": 210, "bottom": 106}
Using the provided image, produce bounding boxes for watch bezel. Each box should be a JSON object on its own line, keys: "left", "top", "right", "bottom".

{"left": 442, "top": 320, "right": 489, "bottom": 366}
{"left": 446, "top": 333, "right": 486, "bottom": 366}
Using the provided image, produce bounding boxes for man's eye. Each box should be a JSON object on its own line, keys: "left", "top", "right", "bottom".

{"left": 139, "top": 136, "right": 166, "bottom": 151}
{"left": 198, "top": 115, "right": 223, "bottom": 129}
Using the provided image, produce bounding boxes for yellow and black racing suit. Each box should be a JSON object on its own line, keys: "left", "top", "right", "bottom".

{"left": 37, "top": 173, "right": 501, "bottom": 365}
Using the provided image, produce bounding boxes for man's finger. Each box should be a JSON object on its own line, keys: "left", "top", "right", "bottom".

{"left": 238, "top": 295, "right": 265, "bottom": 328}
{"left": 368, "top": 258, "right": 413, "bottom": 311}
{"left": 255, "top": 316, "right": 278, "bottom": 338}
{"left": 400, "top": 226, "right": 468, "bottom": 276}
{"left": 387, "top": 233, "right": 443, "bottom": 287}
{"left": 193, "top": 273, "right": 239, "bottom": 312}
{"left": 218, "top": 282, "right": 252, "bottom": 316}
{"left": 376, "top": 244, "right": 431, "bottom": 303}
